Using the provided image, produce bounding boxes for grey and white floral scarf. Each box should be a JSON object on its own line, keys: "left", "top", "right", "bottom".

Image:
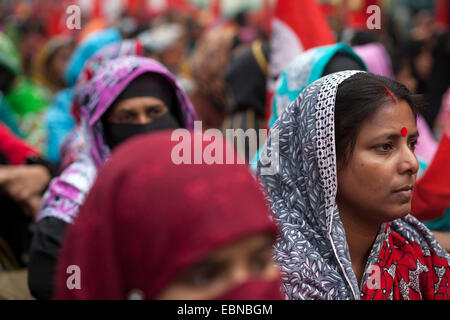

{"left": 257, "top": 71, "right": 450, "bottom": 300}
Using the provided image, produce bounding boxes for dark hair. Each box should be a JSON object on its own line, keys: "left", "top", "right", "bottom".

{"left": 334, "top": 72, "right": 425, "bottom": 168}
{"left": 391, "top": 46, "right": 410, "bottom": 77}
{"left": 350, "top": 30, "right": 377, "bottom": 46}
{"left": 0, "top": 65, "right": 15, "bottom": 92}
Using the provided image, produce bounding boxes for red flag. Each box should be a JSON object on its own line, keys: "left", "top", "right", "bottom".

{"left": 48, "top": 5, "right": 65, "bottom": 36}
{"left": 266, "top": 0, "right": 335, "bottom": 125}
{"left": 345, "top": 0, "right": 379, "bottom": 29}
{"left": 46, "top": 0, "right": 77, "bottom": 36}
{"left": 92, "top": 0, "right": 103, "bottom": 18}
{"left": 262, "top": 0, "right": 273, "bottom": 36}
{"left": 167, "top": 0, "right": 198, "bottom": 14}
{"left": 210, "top": 0, "right": 221, "bottom": 22}
{"left": 126, "top": 0, "right": 139, "bottom": 17}
{"left": 435, "top": 0, "right": 449, "bottom": 30}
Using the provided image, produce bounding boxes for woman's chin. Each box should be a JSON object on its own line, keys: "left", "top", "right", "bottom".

{"left": 386, "top": 204, "right": 411, "bottom": 222}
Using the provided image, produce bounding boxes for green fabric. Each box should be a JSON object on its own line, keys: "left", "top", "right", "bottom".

{"left": 425, "top": 208, "right": 450, "bottom": 231}
{"left": 0, "top": 33, "right": 21, "bottom": 76}
{"left": 6, "top": 77, "right": 49, "bottom": 116}
{"left": 3, "top": 78, "right": 49, "bottom": 151}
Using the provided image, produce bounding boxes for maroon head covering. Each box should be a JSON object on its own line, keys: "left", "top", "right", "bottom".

{"left": 54, "top": 131, "right": 280, "bottom": 299}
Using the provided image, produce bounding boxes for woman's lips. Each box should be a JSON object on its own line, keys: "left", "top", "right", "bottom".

{"left": 391, "top": 186, "right": 413, "bottom": 202}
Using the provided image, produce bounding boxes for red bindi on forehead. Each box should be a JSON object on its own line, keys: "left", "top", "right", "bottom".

{"left": 401, "top": 127, "right": 407, "bottom": 137}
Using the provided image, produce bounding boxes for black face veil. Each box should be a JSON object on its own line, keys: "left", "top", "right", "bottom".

{"left": 102, "top": 72, "right": 182, "bottom": 149}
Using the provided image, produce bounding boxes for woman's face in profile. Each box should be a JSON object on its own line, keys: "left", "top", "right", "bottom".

{"left": 155, "top": 233, "right": 279, "bottom": 300}
{"left": 336, "top": 100, "right": 420, "bottom": 225}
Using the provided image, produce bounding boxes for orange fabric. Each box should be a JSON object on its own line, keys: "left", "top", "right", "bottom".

{"left": 77, "top": 18, "right": 106, "bottom": 44}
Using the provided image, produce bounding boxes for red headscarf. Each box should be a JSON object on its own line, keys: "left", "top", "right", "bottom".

{"left": 54, "top": 131, "right": 280, "bottom": 299}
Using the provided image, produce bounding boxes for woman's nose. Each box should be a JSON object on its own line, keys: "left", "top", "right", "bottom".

{"left": 229, "top": 264, "right": 252, "bottom": 286}
{"left": 399, "top": 146, "right": 419, "bottom": 176}
{"left": 137, "top": 113, "right": 151, "bottom": 125}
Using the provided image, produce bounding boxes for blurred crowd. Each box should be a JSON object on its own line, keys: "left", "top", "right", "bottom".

{"left": 0, "top": 0, "right": 449, "bottom": 300}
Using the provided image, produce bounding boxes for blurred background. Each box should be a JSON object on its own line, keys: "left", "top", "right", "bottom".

{"left": 0, "top": 0, "right": 448, "bottom": 148}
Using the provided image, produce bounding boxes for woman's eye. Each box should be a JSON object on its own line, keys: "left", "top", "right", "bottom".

{"left": 250, "top": 259, "right": 268, "bottom": 273}
{"left": 119, "top": 113, "right": 134, "bottom": 122}
{"left": 374, "top": 143, "right": 394, "bottom": 152}
{"left": 249, "top": 253, "right": 272, "bottom": 274}
{"left": 409, "top": 140, "right": 418, "bottom": 151}
{"left": 182, "top": 266, "right": 221, "bottom": 288}
{"left": 147, "top": 108, "right": 161, "bottom": 116}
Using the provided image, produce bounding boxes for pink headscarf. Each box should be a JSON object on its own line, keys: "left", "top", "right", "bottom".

{"left": 37, "top": 56, "right": 197, "bottom": 225}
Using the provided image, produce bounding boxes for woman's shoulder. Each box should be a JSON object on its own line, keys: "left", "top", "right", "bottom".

{"left": 388, "top": 216, "right": 450, "bottom": 299}
{"left": 390, "top": 214, "right": 449, "bottom": 260}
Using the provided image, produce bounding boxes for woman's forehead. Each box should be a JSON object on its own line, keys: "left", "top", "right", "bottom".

{"left": 356, "top": 100, "right": 418, "bottom": 138}
{"left": 112, "top": 96, "right": 168, "bottom": 111}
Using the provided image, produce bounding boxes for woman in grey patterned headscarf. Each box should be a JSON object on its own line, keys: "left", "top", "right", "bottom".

{"left": 257, "top": 71, "right": 450, "bottom": 300}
